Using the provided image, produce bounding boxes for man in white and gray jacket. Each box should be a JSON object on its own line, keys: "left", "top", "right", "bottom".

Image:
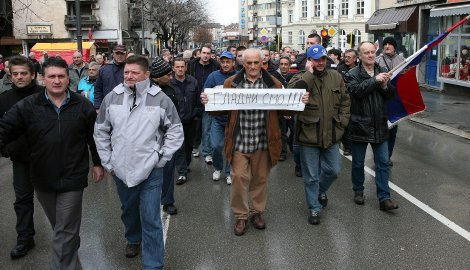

{"left": 94, "top": 55, "right": 183, "bottom": 270}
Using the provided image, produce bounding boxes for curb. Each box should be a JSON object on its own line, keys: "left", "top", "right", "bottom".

{"left": 408, "top": 117, "right": 470, "bottom": 140}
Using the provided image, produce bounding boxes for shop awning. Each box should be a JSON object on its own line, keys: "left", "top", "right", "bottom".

{"left": 122, "top": 30, "right": 139, "bottom": 40}
{"left": 430, "top": 4, "right": 470, "bottom": 17}
{"left": 31, "top": 42, "right": 95, "bottom": 52}
{"left": 366, "top": 6, "right": 418, "bottom": 33}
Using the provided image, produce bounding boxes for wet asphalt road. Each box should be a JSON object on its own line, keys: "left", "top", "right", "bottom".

{"left": 0, "top": 120, "right": 469, "bottom": 270}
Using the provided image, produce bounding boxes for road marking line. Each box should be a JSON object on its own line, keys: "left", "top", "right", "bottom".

{"left": 341, "top": 150, "right": 470, "bottom": 242}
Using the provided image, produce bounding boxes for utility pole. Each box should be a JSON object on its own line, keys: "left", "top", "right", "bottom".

{"left": 75, "top": 0, "right": 82, "bottom": 54}
{"left": 141, "top": 0, "right": 145, "bottom": 55}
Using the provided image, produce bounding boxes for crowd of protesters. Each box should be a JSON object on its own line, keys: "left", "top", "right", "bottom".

{"left": 0, "top": 34, "right": 403, "bottom": 269}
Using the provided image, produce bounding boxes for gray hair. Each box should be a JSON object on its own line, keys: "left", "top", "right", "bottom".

{"left": 241, "top": 48, "right": 263, "bottom": 63}
{"left": 88, "top": 61, "right": 100, "bottom": 69}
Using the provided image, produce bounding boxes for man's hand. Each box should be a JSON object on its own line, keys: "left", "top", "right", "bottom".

{"left": 200, "top": 92, "right": 208, "bottom": 104}
{"left": 305, "top": 60, "right": 313, "bottom": 74}
{"left": 375, "top": 73, "right": 390, "bottom": 88}
{"left": 92, "top": 166, "right": 104, "bottom": 182}
{"left": 301, "top": 91, "right": 310, "bottom": 104}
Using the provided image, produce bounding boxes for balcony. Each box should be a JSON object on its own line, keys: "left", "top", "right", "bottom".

{"left": 64, "top": 14, "right": 101, "bottom": 30}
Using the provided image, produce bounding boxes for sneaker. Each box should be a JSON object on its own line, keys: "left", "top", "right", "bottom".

{"left": 212, "top": 170, "right": 221, "bottom": 181}
{"left": 125, "top": 243, "right": 140, "bottom": 258}
{"left": 279, "top": 153, "right": 286, "bottom": 161}
{"left": 226, "top": 175, "right": 232, "bottom": 185}
{"left": 176, "top": 175, "right": 186, "bottom": 185}
{"left": 343, "top": 149, "right": 351, "bottom": 156}
{"left": 308, "top": 211, "right": 320, "bottom": 225}
{"left": 319, "top": 193, "right": 328, "bottom": 208}
{"left": 192, "top": 149, "right": 199, "bottom": 157}
{"left": 205, "top": 155, "right": 213, "bottom": 165}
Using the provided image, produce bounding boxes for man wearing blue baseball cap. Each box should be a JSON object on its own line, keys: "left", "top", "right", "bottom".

{"left": 203, "top": 51, "right": 237, "bottom": 184}
{"left": 295, "top": 44, "right": 350, "bottom": 225}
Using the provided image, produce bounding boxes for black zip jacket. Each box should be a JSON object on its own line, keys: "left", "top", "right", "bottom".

{"left": 0, "top": 90, "right": 101, "bottom": 192}
{"left": 170, "top": 75, "right": 201, "bottom": 124}
{"left": 188, "top": 57, "right": 220, "bottom": 92}
{"left": 0, "top": 82, "right": 43, "bottom": 162}
{"left": 344, "top": 62, "right": 393, "bottom": 143}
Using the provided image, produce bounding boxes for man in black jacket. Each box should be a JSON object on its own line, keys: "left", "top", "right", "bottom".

{"left": 171, "top": 57, "right": 201, "bottom": 184}
{"left": 94, "top": 44, "right": 127, "bottom": 109}
{"left": 0, "top": 56, "right": 42, "bottom": 259}
{"left": 0, "top": 57, "right": 104, "bottom": 269}
{"left": 344, "top": 41, "right": 398, "bottom": 211}
{"left": 150, "top": 57, "right": 181, "bottom": 215}
{"left": 188, "top": 45, "right": 219, "bottom": 163}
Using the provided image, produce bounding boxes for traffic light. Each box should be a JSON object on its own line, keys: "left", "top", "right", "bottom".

{"left": 320, "top": 28, "right": 330, "bottom": 47}
{"left": 274, "top": 35, "right": 282, "bottom": 51}
{"left": 346, "top": 33, "right": 356, "bottom": 48}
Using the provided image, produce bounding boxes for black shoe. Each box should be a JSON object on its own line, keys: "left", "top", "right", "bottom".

{"left": 343, "top": 149, "right": 351, "bottom": 156}
{"left": 176, "top": 175, "right": 187, "bottom": 185}
{"left": 379, "top": 199, "right": 399, "bottom": 211}
{"left": 125, "top": 243, "right": 140, "bottom": 258}
{"left": 10, "top": 239, "right": 35, "bottom": 259}
{"left": 308, "top": 211, "right": 320, "bottom": 225}
{"left": 319, "top": 193, "right": 328, "bottom": 208}
{"left": 389, "top": 160, "right": 394, "bottom": 166}
{"left": 163, "top": 204, "right": 178, "bottom": 215}
{"left": 295, "top": 166, "right": 302, "bottom": 177}
{"left": 354, "top": 192, "right": 365, "bottom": 205}
{"left": 279, "top": 154, "right": 286, "bottom": 161}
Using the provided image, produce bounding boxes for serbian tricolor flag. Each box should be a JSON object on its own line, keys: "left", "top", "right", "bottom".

{"left": 387, "top": 14, "right": 470, "bottom": 127}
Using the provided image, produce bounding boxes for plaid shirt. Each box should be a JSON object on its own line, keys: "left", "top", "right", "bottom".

{"left": 234, "top": 74, "right": 268, "bottom": 153}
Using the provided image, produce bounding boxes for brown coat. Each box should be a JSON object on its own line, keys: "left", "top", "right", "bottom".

{"left": 222, "top": 68, "right": 284, "bottom": 166}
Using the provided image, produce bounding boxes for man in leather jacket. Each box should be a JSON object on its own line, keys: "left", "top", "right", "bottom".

{"left": 344, "top": 41, "right": 399, "bottom": 211}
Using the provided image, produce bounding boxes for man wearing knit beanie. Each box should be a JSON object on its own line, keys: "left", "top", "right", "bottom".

{"left": 150, "top": 57, "right": 181, "bottom": 215}
{"left": 377, "top": 36, "right": 405, "bottom": 167}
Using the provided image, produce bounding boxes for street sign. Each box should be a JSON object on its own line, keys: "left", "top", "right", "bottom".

{"left": 260, "top": 28, "right": 268, "bottom": 35}
{"left": 261, "top": 36, "right": 267, "bottom": 42}
{"left": 328, "top": 26, "right": 337, "bottom": 36}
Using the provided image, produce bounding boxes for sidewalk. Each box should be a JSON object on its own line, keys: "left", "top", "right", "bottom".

{"left": 408, "top": 88, "right": 470, "bottom": 140}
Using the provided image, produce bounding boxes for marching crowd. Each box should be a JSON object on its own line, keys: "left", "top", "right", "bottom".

{"left": 0, "top": 33, "right": 404, "bottom": 270}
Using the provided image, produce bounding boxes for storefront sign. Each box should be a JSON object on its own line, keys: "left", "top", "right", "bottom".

{"left": 204, "top": 88, "right": 306, "bottom": 111}
{"left": 27, "top": 25, "right": 52, "bottom": 35}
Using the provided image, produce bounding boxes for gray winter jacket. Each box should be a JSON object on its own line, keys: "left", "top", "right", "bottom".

{"left": 94, "top": 78, "right": 184, "bottom": 187}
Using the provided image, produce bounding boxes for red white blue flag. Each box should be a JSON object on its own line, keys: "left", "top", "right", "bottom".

{"left": 387, "top": 15, "right": 470, "bottom": 127}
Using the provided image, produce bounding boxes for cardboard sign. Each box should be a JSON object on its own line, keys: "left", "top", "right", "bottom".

{"left": 204, "top": 88, "right": 306, "bottom": 111}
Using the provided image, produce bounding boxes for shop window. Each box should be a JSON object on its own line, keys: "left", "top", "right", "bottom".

{"left": 439, "top": 36, "right": 459, "bottom": 79}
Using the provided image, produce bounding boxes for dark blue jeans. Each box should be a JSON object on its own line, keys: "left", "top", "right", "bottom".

{"left": 351, "top": 141, "right": 391, "bottom": 202}
{"left": 299, "top": 144, "right": 341, "bottom": 212}
{"left": 114, "top": 169, "right": 164, "bottom": 270}
{"left": 211, "top": 117, "right": 230, "bottom": 174}
{"left": 388, "top": 125, "right": 398, "bottom": 159}
{"left": 175, "top": 122, "right": 194, "bottom": 177}
{"left": 201, "top": 111, "right": 213, "bottom": 157}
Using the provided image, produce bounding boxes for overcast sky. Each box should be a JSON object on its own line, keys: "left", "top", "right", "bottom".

{"left": 205, "top": 0, "right": 238, "bottom": 26}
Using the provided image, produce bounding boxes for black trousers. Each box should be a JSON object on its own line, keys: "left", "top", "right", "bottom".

{"left": 176, "top": 121, "right": 195, "bottom": 176}
{"left": 12, "top": 161, "right": 35, "bottom": 242}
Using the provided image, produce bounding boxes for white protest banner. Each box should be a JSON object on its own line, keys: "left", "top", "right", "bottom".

{"left": 204, "top": 88, "right": 306, "bottom": 111}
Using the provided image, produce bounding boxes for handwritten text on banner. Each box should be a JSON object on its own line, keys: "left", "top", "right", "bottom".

{"left": 204, "top": 88, "right": 306, "bottom": 111}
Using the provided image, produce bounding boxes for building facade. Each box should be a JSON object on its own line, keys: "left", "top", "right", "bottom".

{"left": 280, "top": 0, "right": 376, "bottom": 52}
{"left": 12, "top": 0, "right": 136, "bottom": 56}
{"left": 247, "top": 0, "right": 282, "bottom": 47}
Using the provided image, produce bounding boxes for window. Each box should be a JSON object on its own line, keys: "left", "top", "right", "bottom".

{"left": 301, "top": 0, "right": 307, "bottom": 18}
{"left": 288, "top": 31, "right": 293, "bottom": 44}
{"left": 313, "top": 0, "right": 320, "bottom": 17}
{"left": 354, "top": 29, "right": 361, "bottom": 45}
{"left": 327, "top": 0, "right": 334, "bottom": 16}
{"left": 438, "top": 15, "right": 470, "bottom": 83}
{"left": 299, "top": 30, "right": 305, "bottom": 45}
{"left": 288, "top": 10, "right": 293, "bottom": 23}
{"left": 357, "top": 0, "right": 364, "bottom": 15}
{"left": 341, "top": 0, "right": 348, "bottom": 16}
